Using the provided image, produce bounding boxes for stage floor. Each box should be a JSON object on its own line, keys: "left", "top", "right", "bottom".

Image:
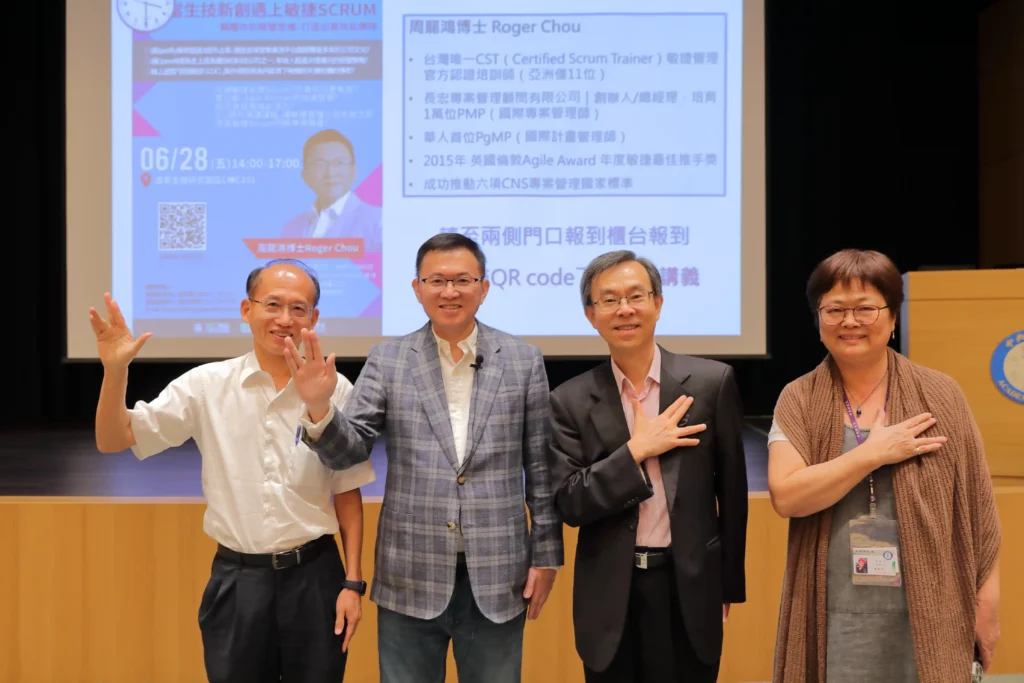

{"left": 0, "top": 423, "right": 770, "bottom": 499}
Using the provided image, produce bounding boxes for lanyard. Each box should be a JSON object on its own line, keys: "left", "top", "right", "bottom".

{"left": 842, "top": 389, "right": 887, "bottom": 518}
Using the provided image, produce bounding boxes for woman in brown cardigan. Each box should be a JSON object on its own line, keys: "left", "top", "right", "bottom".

{"left": 767, "top": 249, "right": 1001, "bottom": 682}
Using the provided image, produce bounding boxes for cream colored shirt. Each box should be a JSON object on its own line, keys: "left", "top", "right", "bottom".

{"left": 129, "top": 352, "right": 375, "bottom": 554}
{"left": 432, "top": 323, "right": 479, "bottom": 466}
{"left": 433, "top": 324, "right": 478, "bottom": 552}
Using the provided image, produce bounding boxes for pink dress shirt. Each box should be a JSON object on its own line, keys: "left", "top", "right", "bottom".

{"left": 611, "top": 346, "right": 672, "bottom": 548}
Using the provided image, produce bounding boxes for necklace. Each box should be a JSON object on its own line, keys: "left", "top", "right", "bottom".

{"left": 844, "top": 370, "right": 887, "bottom": 417}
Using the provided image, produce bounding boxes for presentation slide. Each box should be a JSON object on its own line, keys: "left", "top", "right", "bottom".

{"left": 66, "top": 0, "right": 765, "bottom": 359}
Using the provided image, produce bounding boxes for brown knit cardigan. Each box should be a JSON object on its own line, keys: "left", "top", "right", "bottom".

{"left": 772, "top": 348, "right": 1001, "bottom": 683}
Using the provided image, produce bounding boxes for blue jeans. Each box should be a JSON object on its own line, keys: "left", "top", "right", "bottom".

{"left": 377, "top": 557, "right": 526, "bottom": 683}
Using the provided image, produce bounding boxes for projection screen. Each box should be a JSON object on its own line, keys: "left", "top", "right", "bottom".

{"left": 67, "top": 0, "right": 766, "bottom": 360}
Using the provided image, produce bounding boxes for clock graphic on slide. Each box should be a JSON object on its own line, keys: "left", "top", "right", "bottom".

{"left": 117, "top": 0, "right": 174, "bottom": 32}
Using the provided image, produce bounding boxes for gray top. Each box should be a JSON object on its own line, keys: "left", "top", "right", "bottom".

{"left": 825, "top": 426, "right": 918, "bottom": 682}
{"left": 767, "top": 421, "right": 918, "bottom": 681}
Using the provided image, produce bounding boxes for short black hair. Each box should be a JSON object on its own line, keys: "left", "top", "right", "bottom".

{"left": 303, "top": 129, "right": 355, "bottom": 165}
{"left": 415, "top": 233, "right": 487, "bottom": 277}
{"left": 245, "top": 259, "right": 321, "bottom": 306}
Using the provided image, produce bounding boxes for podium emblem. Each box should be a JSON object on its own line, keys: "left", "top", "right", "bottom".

{"left": 990, "top": 330, "right": 1024, "bottom": 405}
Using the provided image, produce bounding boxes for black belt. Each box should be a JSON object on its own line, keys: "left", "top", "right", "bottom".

{"left": 216, "top": 534, "right": 335, "bottom": 570}
{"left": 634, "top": 547, "right": 671, "bottom": 570}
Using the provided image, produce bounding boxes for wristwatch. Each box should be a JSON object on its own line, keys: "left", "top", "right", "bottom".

{"left": 341, "top": 580, "right": 367, "bottom": 596}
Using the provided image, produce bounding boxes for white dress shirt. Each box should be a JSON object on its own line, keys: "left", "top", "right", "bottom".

{"left": 129, "top": 351, "right": 375, "bottom": 554}
{"left": 433, "top": 323, "right": 479, "bottom": 466}
{"left": 312, "top": 192, "right": 351, "bottom": 238}
{"left": 432, "top": 324, "right": 478, "bottom": 551}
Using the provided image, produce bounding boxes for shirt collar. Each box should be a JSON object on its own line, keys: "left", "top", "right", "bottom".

{"left": 240, "top": 350, "right": 263, "bottom": 385}
{"left": 610, "top": 345, "right": 662, "bottom": 395}
{"left": 315, "top": 192, "right": 350, "bottom": 218}
{"left": 239, "top": 350, "right": 294, "bottom": 391}
{"left": 432, "top": 322, "right": 479, "bottom": 363}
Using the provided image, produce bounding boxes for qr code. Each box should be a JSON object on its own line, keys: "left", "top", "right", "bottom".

{"left": 158, "top": 202, "right": 207, "bottom": 251}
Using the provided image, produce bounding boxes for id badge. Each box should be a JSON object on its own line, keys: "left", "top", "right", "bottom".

{"left": 848, "top": 515, "right": 902, "bottom": 587}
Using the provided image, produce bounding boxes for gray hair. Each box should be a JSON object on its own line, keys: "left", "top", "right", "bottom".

{"left": 579, "top": 250, "right": 662, "bottom": 307}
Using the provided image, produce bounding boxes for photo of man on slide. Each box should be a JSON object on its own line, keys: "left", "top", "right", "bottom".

{"left": 280, "top": 129, "right": 382, "bottom": 253}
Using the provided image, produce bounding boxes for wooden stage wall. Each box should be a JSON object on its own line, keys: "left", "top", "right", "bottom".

{"left": 2, "top": 491, "right": 1022, "bottom": 683}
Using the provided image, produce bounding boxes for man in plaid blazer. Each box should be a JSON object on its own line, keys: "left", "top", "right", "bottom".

{"left": 286, "top": 233, "right": 564, "bottom": 683}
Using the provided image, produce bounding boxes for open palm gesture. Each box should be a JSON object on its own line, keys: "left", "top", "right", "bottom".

{"left": 284, "top": 329, "right": 338, "bottom": 418}
{"left": 88, "top": 293, "right": 152, "bottom": 369}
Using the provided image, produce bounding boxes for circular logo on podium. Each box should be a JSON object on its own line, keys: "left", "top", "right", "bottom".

{"left": 990, "top": 330, "right": 1024, "bottom": 405}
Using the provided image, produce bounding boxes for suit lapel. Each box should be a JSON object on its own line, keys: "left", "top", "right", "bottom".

{"left": 462, "top": 324, "right": 504, "bottom": 472}
{"left": 589, "top": 362, "right": 632, "bottom": 459}
{"left": 410, "top": 325, "right": 460, "bottom": 471}
{"left": 657, "top": 347, "right": 691, "bottom": 514}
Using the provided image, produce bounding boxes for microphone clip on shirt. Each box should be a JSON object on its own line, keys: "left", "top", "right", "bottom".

{"left": 469, "top": 354, "right": 484, "bottom": 370}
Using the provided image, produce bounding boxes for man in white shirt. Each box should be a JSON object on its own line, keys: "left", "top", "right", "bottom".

{"left": 279, "top": 129, "right": 383, "bottom": 253}
{"left": 89, "top": 259, "right": 374, "bottom": 683}
{"left": 284, "top": 234, "right": 564, "bottom": 683}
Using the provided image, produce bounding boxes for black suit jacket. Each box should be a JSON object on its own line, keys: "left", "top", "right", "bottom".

{"left": 548, "top": 346, "right": 748, "bottom": 671}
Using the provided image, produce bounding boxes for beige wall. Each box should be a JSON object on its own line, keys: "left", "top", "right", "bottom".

{"left": 979, "top": 0, "right": 1024, "bottom": 268}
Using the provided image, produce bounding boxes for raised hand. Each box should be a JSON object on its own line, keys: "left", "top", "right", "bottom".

{"left": 626, "top": 394, "right": 707, "bottom": 464}
{"left": 866, "top": 409, "right": 947, "bottom": 465}
{"left": 283, "top": 328, "right": 337, "bottom": 420}
{"left": 88, "top": 293, "right": 152, "bottom": 370}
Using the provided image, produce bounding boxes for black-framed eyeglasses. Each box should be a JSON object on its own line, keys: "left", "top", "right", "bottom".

{"left": 250, "top": 298, "right": 313, "bottom": 319}
{"left": 418, "top": 277, "right": 483, "bottom": 290}
{"left": 590, "top": 290, "right": 655, "bottom": 313}
{"left": 818, "top": 304, "right": 888, "bottom": 326}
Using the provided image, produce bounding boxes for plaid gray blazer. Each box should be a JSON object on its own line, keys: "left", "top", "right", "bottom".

{"left": 305, "top": 321, "right": 564, "bottom": 623}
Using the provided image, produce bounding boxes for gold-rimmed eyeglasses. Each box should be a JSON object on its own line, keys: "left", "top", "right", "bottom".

{"left": 250, "top": 298, "right": 312, "bottom": 319}
{"left": 590, "top": 290, "right": 655, "bottom": 313}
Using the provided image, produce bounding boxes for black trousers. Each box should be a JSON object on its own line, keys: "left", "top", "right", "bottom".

{"left": 584, "top": 556, "right": 720, "bottom": 683}
{"left": 198, "top": 535, "right": 348, "bottom": 683}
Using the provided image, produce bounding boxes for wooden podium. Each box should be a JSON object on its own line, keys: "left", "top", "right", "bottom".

{"left": 901, "top": 269, "right": 1024, "bottom": 481}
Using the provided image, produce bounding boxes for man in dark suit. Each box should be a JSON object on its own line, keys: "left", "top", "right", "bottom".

{"left": 549, "top": 250, "right": 748, "bottom": 682}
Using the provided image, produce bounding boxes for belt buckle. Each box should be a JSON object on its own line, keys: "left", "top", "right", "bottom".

{"left": 635, "top": 552, "right": 648, "bottom": 570}
{"left": 272, "top": 547, "right": 301, "bottom": 570}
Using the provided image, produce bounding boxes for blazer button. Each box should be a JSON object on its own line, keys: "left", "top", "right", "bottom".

{"left": 447, "top": 521, "right": 457, "bottom": 531}
{"left": 457, "top": 475, "right": 466, "bottom": 485}
{"left": 628, "top": 521, "right": 637, "bottom": 531}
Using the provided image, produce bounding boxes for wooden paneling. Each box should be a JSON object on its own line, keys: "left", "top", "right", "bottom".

{"left": 1, "top": 494, "right": 1021, "bottom": 682}
{"left": 905, "top": 270, "right": 1024, "bottom": 478}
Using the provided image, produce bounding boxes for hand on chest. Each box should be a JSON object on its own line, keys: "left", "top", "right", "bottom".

{"left": 588, "top": 390, "right": 714, "bottom": 464}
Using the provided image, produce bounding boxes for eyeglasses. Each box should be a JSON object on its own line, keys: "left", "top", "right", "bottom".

{"left": 250, "top": 298, "right": 312, "bottom": 319}
{"left": 419, "top": 277, "right": 483, "bottom": 290}
{"left": 818, "top": 304, "right": 888, "bottom": 326}
{"left": 307, "top": 159, "right": 353, "bottom": 173}
{"left": 590, "top": 290, "right": 655, "bottom": 313}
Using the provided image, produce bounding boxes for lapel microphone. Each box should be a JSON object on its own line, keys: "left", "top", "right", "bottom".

{"left": 470, "top": 354, "right": 484, "bottom": 370}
